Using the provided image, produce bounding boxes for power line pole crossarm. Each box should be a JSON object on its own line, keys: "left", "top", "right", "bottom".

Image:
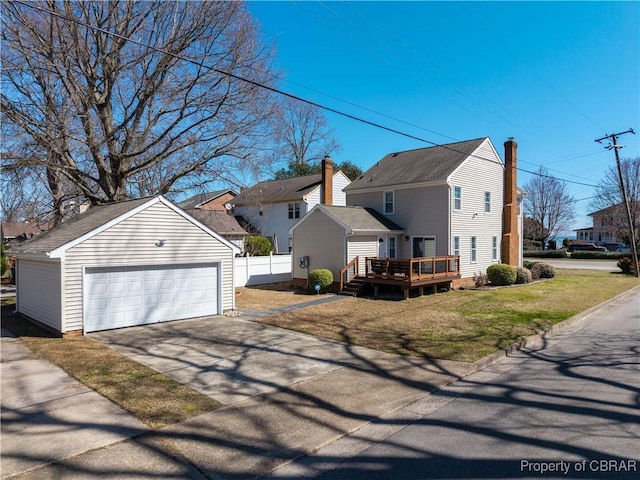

{"left": 595, "top": 128, "right": 638, "bottom": 277}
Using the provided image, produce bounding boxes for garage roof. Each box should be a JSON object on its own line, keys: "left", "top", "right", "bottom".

{"left": 11, "top": 196, "right": 240, "bottom": 258}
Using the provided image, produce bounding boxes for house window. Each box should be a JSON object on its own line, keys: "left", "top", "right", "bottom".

{"left": 412, "top": 236, "right": 436, "bottom": 258}
{"left": 453, "top": 236, "right": 460, "bottom": 256}
{"left": 492, "top": 236, "right": 498, "bottom": 261}
{"left": 454, "top": 186, "right": 462, "bottom": 211}
{"left": 383, "top": 191, "right": 395, "bottom": 214}
{"left": 485, "top": 191, "right": 491, "bottom": 213}
{"left": 471, "top": 236, "right": 477, "bottom": 263}
{"left": 389, "top": 237, "right": 397, "bottom": 258}
{"left": 288, "top": 202, "right": 300, "bottom": 219}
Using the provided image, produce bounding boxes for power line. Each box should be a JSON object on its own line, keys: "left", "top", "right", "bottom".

{"left": 10, "top": 0, "right": 598, "bottom": 189}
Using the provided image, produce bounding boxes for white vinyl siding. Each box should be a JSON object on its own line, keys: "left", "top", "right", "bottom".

{"left": 347, "top": 236, "right": 378, "bottom": 275}
{"left": 63, "top": 202, "right": 234, "bottom": 333}
{"left": 449, "top": 138, "right": 504, "bottom": 278}
{"left": 16, "top": 259, "right": 62, "bottom": 332}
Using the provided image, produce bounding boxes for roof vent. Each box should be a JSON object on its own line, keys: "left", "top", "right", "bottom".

{"left": 391, "top": 153, "right": 399, "bottom": 157}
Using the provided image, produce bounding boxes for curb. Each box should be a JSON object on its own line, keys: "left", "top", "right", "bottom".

{"left": 468, "top": 284, "right": 640, "bottom": 374}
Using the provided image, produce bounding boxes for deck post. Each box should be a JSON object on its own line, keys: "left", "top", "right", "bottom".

{"left": 418, "top": 286, "right": 424, "bottom": 296}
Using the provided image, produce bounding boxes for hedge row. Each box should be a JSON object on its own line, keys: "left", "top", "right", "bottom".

{"left": 523, "top": 250, "right": 629, "bottom": 260}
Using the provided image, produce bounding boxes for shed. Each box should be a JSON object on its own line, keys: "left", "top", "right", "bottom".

{"left": 11, "top": 195, "right": 240, "bottom": 335}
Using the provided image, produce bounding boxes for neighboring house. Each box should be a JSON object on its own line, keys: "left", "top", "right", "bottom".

{"left": 234, "top": 157, "right": 351, "bottom": 253}
{"left": 291, "top": 137, "right": 524, "bottom": 292}
{"left": 185, "top": 209, "right": 249, "bottom": 251}
{"left": 1, "top": 221, "right": 48, "bottom": 246}
{"left": 177, "top": 189, "right": 237, "bottom": 211}
{"left": 574, "top": 227, "right": 594, "bottom": 242}
{"left": 587, "top": 202, "right": 639, "bottom": 244}
{"left": 10, "top": 195, "right": 239, "bottom": 336}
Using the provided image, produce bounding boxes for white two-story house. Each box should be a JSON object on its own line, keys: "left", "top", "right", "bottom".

{"left": 233, "top": 157, "right": 351, "bottom": 253}
{"left": 290, "top": 137, "right": 523, "bottom": 292}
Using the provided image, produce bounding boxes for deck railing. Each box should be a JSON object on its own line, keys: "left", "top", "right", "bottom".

{"left": 339, "top": 256, "right": 359, "bottom": 292}
{"left": 365, "top": 256, "right": 460, "bottom": 283}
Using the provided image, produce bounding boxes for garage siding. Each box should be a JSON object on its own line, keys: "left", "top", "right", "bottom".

{"left": 63, "top": 202, "right": 234, "bottom": 333}
{"left": 17, "top": 259, "right": 62, "bottom": 332}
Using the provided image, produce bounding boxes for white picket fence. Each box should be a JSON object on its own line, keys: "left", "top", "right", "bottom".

{"left": 234, "top": 253, "right": 292, "bottom": 287}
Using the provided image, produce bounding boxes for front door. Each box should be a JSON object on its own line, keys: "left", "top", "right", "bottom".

{"left": 378, "top": 236, "right": 386, "bottom": 257}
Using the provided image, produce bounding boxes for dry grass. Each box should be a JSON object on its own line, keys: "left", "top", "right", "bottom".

{"left": 236, "top": 281, "right": 324, "bottom": 311}
{"left": 249, "top": 270, "right": 639, "bottom": 362}
{"left": 1, "top": 308, "right": 222, "bottom": 428}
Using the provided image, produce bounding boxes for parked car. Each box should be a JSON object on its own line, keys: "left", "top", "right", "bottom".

{"left": 600, "top": 242, "right": 630, "bottom": 252}
{"left": 567, "top": 242, "right": 607, "bottom": 252}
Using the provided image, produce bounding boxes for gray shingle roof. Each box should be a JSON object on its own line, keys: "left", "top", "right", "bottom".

{"left": 177, "top": 190, "right": 235, "bottom": 209}
{"left": 185, "top": 209, "right": 248, "bottom": 236}
{"left": 320, "top": 205, "right": 404, "bottom": 232}
{"left": 233, "top": 174, "right": 322, "bottom": 206}
{"left": 345, "top": 138, "right": 488, "bottom": 191}
{"left": 10, "top": 197, "right": 152, "bottom": 255}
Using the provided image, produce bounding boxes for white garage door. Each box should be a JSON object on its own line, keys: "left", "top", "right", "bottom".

{"left": 84, "top": 264, "right": 219, "bottom": 332}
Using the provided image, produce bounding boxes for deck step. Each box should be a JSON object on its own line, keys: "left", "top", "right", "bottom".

{"left": 339, "top": 277, "right": 366, "bottom": 297}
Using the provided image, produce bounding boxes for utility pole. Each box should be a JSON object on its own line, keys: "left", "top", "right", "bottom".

{"left": 595, "top": 128, "right": 638, "bottom": 277}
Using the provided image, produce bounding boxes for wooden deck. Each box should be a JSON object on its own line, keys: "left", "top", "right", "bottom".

{"left": 340, "top": 256, "right": 461, "bottom": 299}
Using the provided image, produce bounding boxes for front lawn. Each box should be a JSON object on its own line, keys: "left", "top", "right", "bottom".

{"left": 250, "top": 270, "right": 639, "bottom": 362}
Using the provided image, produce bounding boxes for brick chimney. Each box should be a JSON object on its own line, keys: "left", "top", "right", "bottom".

{"left": 321, "top": 155, "right": 333, "bottom": 205}
{"left": 501, "top": 138, "right": 519, "bottom": 266}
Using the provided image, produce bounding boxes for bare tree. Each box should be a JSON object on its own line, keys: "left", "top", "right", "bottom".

{"left": 524, "top": 167, "right": 575, "bottom": 248}
{"left": 589, "top": 157, "right": 640, "bottom": 246}
{"left": 271, "top": 98, "right": 341, "bottom": 179}
{"left": 1, "top": 1, "right": 280, "bottom": 209}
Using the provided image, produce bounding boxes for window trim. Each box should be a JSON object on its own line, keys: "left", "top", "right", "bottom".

{"left": 288, "top": 202, "right": 300, "bottom": 219}
{"left": 453, "top": 236, "right": 460, "bottom": 256}
{"left": 470, "top": 236, "right": 477, "bottom": 263}
{"left": 453, "top": 186, "right": 462, "bottom": 211}
{"left": 484, "top": 191, "right": 491, "bottom": 213}
{"left": 383, "top": 190, "right": 395, "bottom": 214}
{"left": 492, "top": 236, "right": 498, "bottom": 261}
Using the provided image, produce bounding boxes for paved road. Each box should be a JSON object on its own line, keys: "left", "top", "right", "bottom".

{"left": 273, "top": 291, "right": 640, "bottom": 479}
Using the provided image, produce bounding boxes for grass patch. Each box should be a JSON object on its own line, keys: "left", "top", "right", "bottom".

{"left": 1, "top": 307, "right": 222, "bottom": 428}
{"left": 236, "top": 281, "right": 324, "bottom": 311}
{"left": 251, "top": 270, "right": 639, "bottom": 363}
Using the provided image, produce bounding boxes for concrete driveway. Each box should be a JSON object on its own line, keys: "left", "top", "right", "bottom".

{"left": 92, "top": 315, "right": 464, "bottom": 406}
{"left": 1, "top": 328, "right": 148, "bottom": 478}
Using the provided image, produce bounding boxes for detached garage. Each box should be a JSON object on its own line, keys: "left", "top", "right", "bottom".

{"left": 11, "top": 196, "right": 239, "bottom": 335}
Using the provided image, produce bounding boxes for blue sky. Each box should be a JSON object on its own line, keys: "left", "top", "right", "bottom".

{"left": 246, "top": 1, "right": 639, "bottom": 235}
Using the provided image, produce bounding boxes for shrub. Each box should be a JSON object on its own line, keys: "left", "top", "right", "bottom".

{"left": 0, "top": 244, "right": 7, "bottom": 277}
{"left": 486, "top": 264, "right": 517, "bottom": 286}
{"left": 473, "top": 273, "right": 488, "bottom": 288}
{"left": 531, "top": 262, "right": 556, "bottom": 279}
{"left": 244, "top": 236, "right": 272, "bottom": 256}
{"left": 308, "top": 269, "right": 334, "bottom": 292}
{"left": 571, "top": 251, "right": 620, "bottom": 260}
{"left": 523, "top": 260, "right": 537, "bottom": 270}
{"left": 515, "top": 266, "right": 533, "bottom": 284}
{"left": 523, "top": 250, "right": 567, "bottom": 258}
{"left": 616, "top": 257, "right": 639, "bottom": 274}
